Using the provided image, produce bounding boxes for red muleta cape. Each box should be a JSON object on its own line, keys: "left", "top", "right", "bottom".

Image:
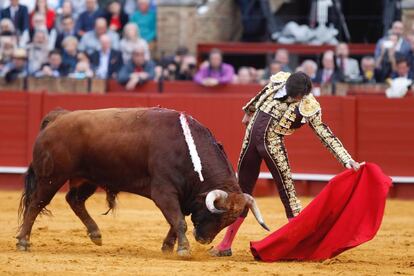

{"left": 250, "top": 163, "right": 392, "bottom": 262}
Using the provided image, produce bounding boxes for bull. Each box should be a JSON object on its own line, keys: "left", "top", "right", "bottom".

{"left": 16, "top": 107, "right": 268, "bottom": 256}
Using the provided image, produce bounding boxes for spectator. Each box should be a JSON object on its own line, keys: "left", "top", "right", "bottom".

{"left": 61, "top": 35, "right": 78, "bottom": 72}
{"left": 67, "top": 50, "right": 93, "bottom": 78}
{"left": 156, "top": 52, "right": 197, "bottom": 82}
{"left": 0, "top": 18, "right": 18, "bottom": 49}
{"left": 98, "top": 0, "right": 112, "bottom": 8}
{"left": 0, "top": 0, "right": 29, "bottom": 35}
{"left": 391, "top": 57, "right": 414, "bottom": 79}
{"left": 26, "top": 29, "right": 49, "bottom": 74}
{"left": 157, "top": 46, "right": 195, "bottom": 81}
{"left": 375, "top": 21, "right": 410, "bottom": 60}
{"left": 77, "top": 51, "right": 91, "bottom": 64}
{"left": 29, "top": 0, "right": 55, "bottom": 31}
{"left": 46, "top": 0, "right": 60, "bottom": 10}
{"left": 19, "top": 12, "right": 56, "bottom": 50}
{"left": 0, "top": 36, "right": 15, "bottom": 69}
{"left": 314, "top": 50, "right": 343, "bottom": 85}
{"left": 360, "top": 56, "right": 377, "bottom": 84}
{"left": 0, "top": 0, "right": 35, "bottom": 12}
{"left": 78, "top": 17, "right": 120, "bottom": 55}
{"left": 34, "top": 49, "right": 70, "bottom": 77}
{"left": 194, "top": 48, "right": 235, "bottom": 87}
{"left": 123, "top": 0, "right": 155, "bottom": 16}
{"left": 103, "top": 0, "right": 128, "bottom": 34}
{"left": 375, "top": 33, "right": 399, "bottom": 82}
{"left": 406, "top": 36, "right": 414, "bottom": 71}
{"left": 120, "top": 22, "right": 149, "bottom": 63}
{"left": 0, "top": 48, "right": 28, "bottom": 82}
{"left": 90, "top": 34, "right": 123, "bottom": 79}
{"left": 261, "top": 60, "right": 282, "bottom": 85}
{"left": 0, "top": 18, "right": 16, "bottom": 37}
{"left": 117, "top": 45, "right": 155, "bottom": 90}
{"left": 130, "top": 0, "right": 156, "bottom": 43}
{"left": 274, "top": 48, "right": 292, "bottom": 72}
{"left": 233, "top": 66, "right": 255, "bottom": 84}
{"left": 69, "top": 0, "right": 86, "bottom": 21}
{"left": 335, "top": 42, "right": 361, "bottom": 82}
{"left": 69, "top": 60, "right": 93, "bottom": 79}
{"left": 54, "top": 16, "right": 76, "bottom": 50}
{"left": 123, "top": 0, "right": 136, "bottom": 16}
{"left": 54, "top": 0, "right": 73, "bottom": 32}
{"left": 75, "top": 0, "right": 103, "bottom": 37}
{"left": 177, "top": 54, "right": 197, "bottom": 81}
{"left": 298, "top": 59, "right": 318, "bottom": 81}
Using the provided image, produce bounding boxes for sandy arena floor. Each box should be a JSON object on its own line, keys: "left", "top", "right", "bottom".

{"left": 0, "top": 190, "right": 413, "bottom": 275}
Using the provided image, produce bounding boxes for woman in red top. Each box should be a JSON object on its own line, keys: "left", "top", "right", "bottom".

{"left": 30, "top": 0, "right": 56, "bottom": 31}
{"left": 104, "top": 0, "right": 129, "bottom": 34}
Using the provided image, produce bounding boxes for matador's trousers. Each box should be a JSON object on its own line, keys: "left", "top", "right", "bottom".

{"left": 238, "top": 111, "right": 302, "bottom": 218}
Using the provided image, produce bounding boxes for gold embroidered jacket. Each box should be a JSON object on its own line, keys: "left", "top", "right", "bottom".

{"left": 242, "top": 72, "right": 352, "bottom": 166}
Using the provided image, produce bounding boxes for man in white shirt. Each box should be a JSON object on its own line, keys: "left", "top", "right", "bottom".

{"left": 314, "top": 50, "right": 343, "bottom": 85}
{"left": 0, "top": 0, "right": 29, "bottom": 34}
{"left": 90, "top": 34, "right": 123, "bottom": 79}
{"left": 95, "top": 35, "right": 111, "bottom": 79}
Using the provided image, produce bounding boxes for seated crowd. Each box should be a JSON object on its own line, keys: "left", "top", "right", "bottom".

{"left": 0, "top": 0, "right": 156, "bottom": 87}
{"left": 0, "top": 1, "right": 412, "bottom": 92}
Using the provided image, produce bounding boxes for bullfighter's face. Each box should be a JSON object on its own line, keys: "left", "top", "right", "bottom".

{"left": 190, "top": 193, "right": 246, "bottom": 244}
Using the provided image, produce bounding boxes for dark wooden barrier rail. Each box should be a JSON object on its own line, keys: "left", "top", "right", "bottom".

{"left": 0, "top": 77, "right": 402, "bottom": 97}
{"left": 197, "top": 42, "right": 376, "bottom": 61}
{"left": 0, "top": 77, "right": 107, "bottom": 94}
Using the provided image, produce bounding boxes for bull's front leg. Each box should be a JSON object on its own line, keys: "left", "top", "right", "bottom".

{"left": 153, "top": 196, "right": 190, "bottom": 257}
{"left": 161, "top": 227, "right": 177, "bottom": 253}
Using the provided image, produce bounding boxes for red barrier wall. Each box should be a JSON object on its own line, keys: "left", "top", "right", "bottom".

{"left": 1, "top": 91, "right": 414, "bottom": 178}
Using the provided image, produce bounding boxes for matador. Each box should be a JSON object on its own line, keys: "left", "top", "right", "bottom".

{"left": 210, "top": 71, "right": 361, "bottom": 257}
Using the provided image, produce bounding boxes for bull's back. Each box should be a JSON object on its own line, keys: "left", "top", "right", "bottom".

{"left": 33, "top": 108, "right": 182, "bottom": 181}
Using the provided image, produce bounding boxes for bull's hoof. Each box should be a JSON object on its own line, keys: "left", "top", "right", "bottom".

{"left": 177, "top": 248, "right": 191, "bottom": 257}
{"left": 88, "top": 231, "right": 102, "bottom": 246}
{"left": 16, "top": 239, "right": 30, "bottom": 251}
{"left": 208, "top": 247, "right": 232, "bottom": 257}
{"left": 161, "top": 244, "right": 174, "bottom": 253}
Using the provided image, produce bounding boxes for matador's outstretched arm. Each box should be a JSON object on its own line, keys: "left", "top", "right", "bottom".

{"left": 299, "top": 94, "right": 358, "bottom": 169}
{"left": 308, "top": 112, "right": 353, "bottom": 167}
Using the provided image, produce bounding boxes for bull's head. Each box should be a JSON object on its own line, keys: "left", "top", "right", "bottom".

{"left": 191, "top": 190, "right": 269, "bottom": 244}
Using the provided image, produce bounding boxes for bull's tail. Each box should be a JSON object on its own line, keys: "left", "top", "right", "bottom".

{"left": 18, "top": 164, "right": 51, "bottom": 229}
{"left": 102, "top": 190, "right": 119, "bottom": 216}
{"left": 179, "top": 113, "right": 204, "bottom": 182}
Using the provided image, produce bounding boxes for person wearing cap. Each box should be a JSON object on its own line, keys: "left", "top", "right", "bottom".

{"left": 210, "top": 71, "right": 362, "bottom": 257}
{"left": 0, "top": 48, "right": 28, "bottom": 82}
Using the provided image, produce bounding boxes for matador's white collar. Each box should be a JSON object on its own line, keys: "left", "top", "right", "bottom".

{"left": 273, "top": 85, "right": 287, "bottom": 99}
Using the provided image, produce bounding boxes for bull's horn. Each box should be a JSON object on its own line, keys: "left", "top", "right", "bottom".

{"left": 205, "top": 190, "right": 228, "bottom": 214}
{"left": 244, "top": 194, "right": 270, "bottom": 231}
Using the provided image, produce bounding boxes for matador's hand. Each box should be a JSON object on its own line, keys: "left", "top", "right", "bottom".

{"left": 346, "top": 160, "right": 364, "bottom": 171}
{"left": 242, "top": 114, "right": 251, "bottom": 126}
